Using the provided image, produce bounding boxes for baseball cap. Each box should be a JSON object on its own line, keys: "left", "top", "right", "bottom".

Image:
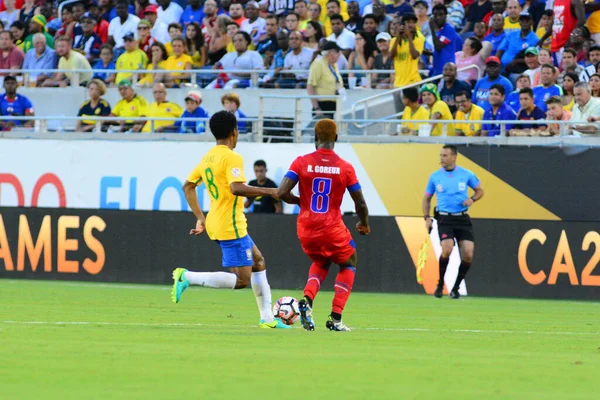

{"left": 123, "top": 32, "right": 135, "bottom": 41}
{"left": 485, "top": 56, "right": 501, "bottom": 64}
{"left": 118, "top": 80, "right": 133, "bottom": 88}
{"left": 376, "top": 32, "right": 392, "bottom": 42}
{"left": 138, "top": 19, "right": 152, "bottom": 28}
{"left": 185, "top": 91, "right": 203, "bottom": 104}
{"left": 519, "top": 11, "right": 532, "bottom": 19}
{"left": 246, "top": 1, "right": 260, "bottom": 8}
{"left": 414, "top": 0, "right": 428, "bottom": 7}
{"left": 524, "top": 47, "right": 539, "bottom": 56}
{"left": 89, "top": 0, "right": 99, "bottom": 7}
{"left": 322, "top": 41, "right": 341, "bottom": 51}
{"left": 80, "top": 12, "right": 95, "bottom": 21}
{"left": 401, "top": 12, "right": 418, "bottom": 23}
{"left": 144, "top": 4, "right": 158, "bottom": 14}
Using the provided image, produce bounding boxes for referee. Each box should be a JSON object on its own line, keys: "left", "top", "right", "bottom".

{"left": 422, "top": 145, "right": 484, "bottom": 299}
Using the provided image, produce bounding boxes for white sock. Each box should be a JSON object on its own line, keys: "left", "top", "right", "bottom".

{"left": 251, "top": 270, "right": 273, "bottom": 323}
{"left": 184, "top": 271, "right": 236, "bottom": 289}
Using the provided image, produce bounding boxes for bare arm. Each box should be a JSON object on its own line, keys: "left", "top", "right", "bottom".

{"left": 406, "top": 32, "right": 420, "bottom": 59}
{"left": 429, "top": 21, "right": 445, "bottom": 52}
{"left": 349, "top": 189, "right": 369, "bottom": 234}
{"left": 230, "top": 181, "right": 277, "bottom": 198}
{"left": 573, "top": 0, "right": 586, "bottom": 27}
{"left": 183, "top": 180, "right": 206, "bottom": 221}
{"left": 275, "top": 176, "right": 301, "bottom": 205}
{"left": 307, "top": 85, "right": 320, "bottom": 112}
{"left": 244, "top": 197, "right": 255, "bottom": 208}
{"left": 274, "top": 201, "right": 283, "bottom": 214}
{"left": 422, "top": 193, "right": 433, "bottom": 231}
{"left": 463, "top": 186, "right": 484, "bottom": 206}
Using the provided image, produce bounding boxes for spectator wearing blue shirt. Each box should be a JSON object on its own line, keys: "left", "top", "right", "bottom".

{"left": 482, "top": 84, "right": 517, "bottom": 136}
{"left": 430, "top": 4, "right": 463, "bottom": 76}
{"left": 438, "top": 62, "right": 472, "bottom": 115}
{"left": 472, "top": 56, "right": 514, "bottom": 109}
{"left": 423, "top": 144, "right": 484, "bottom": 299}
{"left": 0, "top": 76, "right": 34, "bottom": 130}
{"left": 22, "top": 33, "right": 57, "bottom": 84}
{"left": 222, "top": 92, "right": 248, "bottom": 133}
{"left": 532, "top": 64, "right": 563, "bottom": 112}
{"left": 510, "top": 87, "right": 547, "bottom": 135}
{"left": 176, "top": 91, "right": 210, "bottom": 133}
{"left": 483, "top": 13, "right": 506, "bottom": 56}
{"left": 496, "top": 12, "right": 539, "bottom": 67}
{"left": 92, "top": 44, "right": 117, "bottom": 85}
{"left": 385, "top": 0, "right": 414, "bottom": 16}
{"left": 180, "top": 0, "right": 204, "bottom": 26}
{"left": 505, "top": 73, "right": 531, "bottom": 112}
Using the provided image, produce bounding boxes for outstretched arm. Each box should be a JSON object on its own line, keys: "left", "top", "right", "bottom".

{"left": 349, "top": 189, "right": 370, "bottom": 235}
{"left": 276, "top": 177, "right": 300, "bottom": 205}
{"left": 230, "top": 182, "right": 277, "bottom": 198}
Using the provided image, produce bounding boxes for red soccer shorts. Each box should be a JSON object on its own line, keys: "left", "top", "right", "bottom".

{"left": 299, "top": 229, "right": 356, "bottom": 265}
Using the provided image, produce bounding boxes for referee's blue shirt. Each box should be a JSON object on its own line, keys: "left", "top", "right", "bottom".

{"left": 425, "top": 166, "right": 481, "bottom": 213}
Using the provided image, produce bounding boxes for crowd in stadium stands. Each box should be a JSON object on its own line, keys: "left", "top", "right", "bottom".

{"left": 1, "top": 0, "right": 600, "bottom": 135}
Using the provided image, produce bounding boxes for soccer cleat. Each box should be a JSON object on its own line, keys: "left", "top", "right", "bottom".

{"left": 298, "top": 298, "right": 315, "bottom": 331}
{"left": 259, "top": 318, "right": 291, "bottom": 329}
{"left": 326, "top": 315, "right": 351, "bottom": 332}
{"left": 171, "top": 268, "right": 189, "bottom": 304}
{"left": 434, "top": 284, "right": 444, "bottom": 298}
{"left": 449, "top": 288, "right": 460, "bottom": 299}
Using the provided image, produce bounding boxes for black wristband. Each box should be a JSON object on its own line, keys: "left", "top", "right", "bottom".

{"left": 471, "top": 196, "right": 477, "bottom": 202}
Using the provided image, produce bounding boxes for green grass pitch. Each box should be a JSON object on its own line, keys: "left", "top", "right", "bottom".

{"left": 0, "top": 279, "right": 598, "bottom": 399}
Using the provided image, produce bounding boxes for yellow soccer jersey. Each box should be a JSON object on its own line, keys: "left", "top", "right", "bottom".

{"left": 455, "top": 104, "right": 484, "bottom": 136}
{"left": 429, "top": 100, "right": 455, "bottom": 136}
{"left": 187, "top": 145, "right": 248, "bottom": 241}
{"left": 142, "top": 101, "right": 184, "bottom": 132}
{"left": 111, "top": 94, "right": 149, "bottom": 123}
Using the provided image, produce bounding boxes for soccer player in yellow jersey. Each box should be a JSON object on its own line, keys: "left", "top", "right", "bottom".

{"left": 172, "top": 111, "right": 294, "bottom": 329}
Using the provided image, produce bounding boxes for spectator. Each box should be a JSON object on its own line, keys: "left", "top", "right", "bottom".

{"left": 590, "top": 73, "right": 600, "bottom": 97}
{"left": 558, "top": 48, "right": 584, "bottom": 85}
{"left": 496, "top": 12, "right": 539, "bottom": 68}
{"left": 23, "top": 33, "right": 56, "bottom": 85}
{"left": 225, "top": 21, "right": 241, "bottom": 53}
{"left": 391, "top": 12, "right": 424, "bottom": 88}
{"left": 40, "top": 35, "right": 92, "bottom": 87}
{"left": 228, "top": 3, "right": 247, "bottom": 27}
{"left": 92, "top": 44, "right": 117, "bottom": 85}
{"left": 0, "top": 30, "right": 23, "bottom": 75}
{"left": 307, "top": 4, "right": 323, "bottom": 33}
{"left": 510, "top": 87, "right": 547, "bottom": 135}
{"left": 0, "top": 0, "right": 19, "bottom": 29}
{"left": 535, "top": 10, "right": 552, "bottom": 50}
{"left": 55, "top": 6, "right": 77, "bottom": 39}
{"left": 482, "top": 84, "right": 517, "bottom": 136}
{"left": 420, "top": 82, "right": 455, "bottom": 136}
{"left": 444, "top": 0, "right": 465, "bottom": 30}
{"left": 533, "top": 64, "right": 563, "bottom": 112}
{"left": 328, "top": 14, "right": 355, "bottom": 58}
{"left": 202, "top": 0, "right": 219, "bottom": 44}
{"left": 323, "top": 0, "right": 344, "bottom": 37}
{"left": 164, "top": 36, "right": 193, "bottom": 83}
{"left": 241, "top": 1, "right": 266, "bottom": 46}
{"left": 141, "top": 82, "right": 183, "bottom": 133}
{"left": 348, "top": 30, "right": 376, "bottom": 82}
{"left": 455, "top": 37, "right": 492, "bottom": 85}
{"left": 165, "top": 22, "right": 184, "bottom": 54}
{"left": 158, "top": 0, "right": 184, "bottom": 25}
{"left": 546, "top": 95, "right": 572, "bottom": 135}
{"left": 570, "top": 26, "right": 589, "bottom": 65}
{"left": 89, "top": 1, "right": 110, "bottom": 43}
{"left": 372, "top": 31, "right": 392, "bottom": 88}
{"left": 580, "top": 44, "right": 600, "bottom": 82}
{"left": 137, "top": 19, "right": 157, "bottom": 59}
{"left": 345, "top": 1, "right": 362, "bottom": 33}
{"left": 587, "top": 1, "right": 600, "bottom": 44}
{"left": 571, "top": 82, "right": 600, "bottom": 134}
{"left": 414, "top": 0, "right": 431, "bottom": 38}
{"left": 307, "top": 41, "right": 343, "bottom": 119}
{"left": 22, "top": 15, "right": 55, "bottom": 54}
{"left": 211, "top": 31, "right": 262, "bottom": 89}
{"left": 400, "top": 86, "right": 429, "bottom": 135}
{"left": 470, "top": 22, "right": 487, "bottom": 42}
{"left": 430, "top": 4, "right": 462, "bottom": 77}
{"left": 562, "top": 71, "right": 579, "bottom": 111}
{"left": 138, "top": 42, "right": 168, "bottom": 86}
{"left": 206, "top": 15, "right": 231, "bottom": 65}
{"left": 305, "top": 20, "right": 324, "bottom": 51}
{"left": 286, "top": 12, "right": 300, "bottom": 32}
{"left": 17, "top": 0, "right": 38, "bottom": 29}
{"left": 506, "top": 73, "right": 531, "bottom": 112}
{"left": 9, "top": 21, "right": 24, "bottom": 47}
{"left": 0, "top": 75, "right": 33, "bottom": 130}
{"left": 522, "top": 47, "right": 540, "bottom": 86}
{"left": 135, "top": 0, "right": 151, "bottom": 19}
{"left": 472, "top": 56, "right": 514, "bottom": 109}
{"left": 74, "top": 13, "right": 103, "bottom": 64}
{"left": 144, "top": 4, "right": 170, "bottom": 45}
{"left": 168, "top": 90, "right": 210, "bottom": 134}
{"left": 462, "top": 0, "right": 492, "bottom": 34}
{"left": 503, "top": 0, "right": 522, "bottom": 33}
{"left": 455, "top": 90, "right": 485, "bottom": 136}
{"left": 76, "top": 78, "right": 112, "bottom": 132}
{"left": 100, "top": 0, "right": 117, "bottom": 22}
{"left": 439, "top": 62, "right": 472, "bottom": 114}
{"left": 551, "top": 0, "right": 584, "bottom": 58}
{"left": 372, "top": 1, "right": 392, "bottom": 33}
{"left": 109, "top": 0, "right": 141, "bottom": 55}
{"left": 115, "top": 33, "right": 148, "bottom": 85}
{"left": 185, "top": 21, "right": 206, "bottom": 67}
{"left": 385, "top": 0, "right": 413, "bottom": 16}
{"left": 109, "top": 80, "right": 148, "bottom": 132}
{"left": 361, "top": 13, "right": 379, "bottom": 35}
{"left": 483, "top": 0, "right": 505, "bottom": 26}
{"left": 282, "top": 30, "right": 314, "bottom": 88}
{"left": 484, "top": 13, "right": 505, "bottom": 56}
{"left": 245, "top": 160, "right": 282, "bottom": 214}
{"left": 257, "top": 14, "right": 279, "bottom": 55}
{"left": 296, "top": 0, "right": 310, "bottom": 30}
{"left": 222, "top": 92, "right": 247, "bottom": 133}
{"left": 181, "top": 0, "right": 204, "bottom": 26}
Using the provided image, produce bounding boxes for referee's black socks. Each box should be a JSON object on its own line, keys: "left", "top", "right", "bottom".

{"left": 438, "top": 256, "right": 450, "bottom": 287}
{"left": 453, "top": 261, "right": 472, "bottom": 291}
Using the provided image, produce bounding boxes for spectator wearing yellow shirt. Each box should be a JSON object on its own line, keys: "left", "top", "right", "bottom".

{"left": 400, "top": 87, "right": 429, "bottom": 135}
{"left": 164, "top": 22, "right": 183, "bottom": 56}
{"left": 226, "top": 21, "right": 256, "bottom": 53}
{"left": 454, "top": 91, "right": 485, "bottom": 136}
{"left": 390, "top": 13, "right": 425, "bottom": 88}
{"left": 296, "top": 0, "right": 310, "bottom": 30}
{"left": 164, "top": 36, "right": 193, "bottom": 84}
{"left": 504, "top": 0, "right": 521, "bottom": 34}
{"left": 142, "top": 83, "right": 184, "bottom": 133}
{"left": 110, "top": 80, "right": 149, "bottom": 132}
{"left": 138, "top": 42, "right": 168, "bottom": 87}
{"left": 322, "top": 0, "right": 349, "bottom": 36}
{"left": 307, "top": 4, "right": 325, "bottom": 36}
{"left": 115, "top": 32, "right": 149, "bottom": 84}
{"left": 185, "top": 22, "right": 206, "bottom": 68}
{"left": 420, "top": 83, "right": 455, "bottom": 136}
{"left": 535, "top": 10, "right": 553, "bottom": 50}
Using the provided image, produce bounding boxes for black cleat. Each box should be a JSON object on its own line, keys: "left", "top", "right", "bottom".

{"left": 298, "top": 298, "right": 315, "bottom": 331}
{"left": 434, "top": 284, "right": 444, "bottom": 298}
{"left": 449, "top": 289, "right": 460, "bottom": 299}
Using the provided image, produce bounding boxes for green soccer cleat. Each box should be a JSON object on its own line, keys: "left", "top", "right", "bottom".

{"left": 171, "top": 268, "right": 189, "bottom": 304}
{"left": 259, "top": 318, "right": 291, "bottom": 329}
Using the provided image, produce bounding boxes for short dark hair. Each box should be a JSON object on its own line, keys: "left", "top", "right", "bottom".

{"left": 3, "top": 75, "right": 16, "bottom": 83}
{"left": 542, "top": 9, "right": 553, "bottom": 17}
{"left": 590, "top": 44, "right": 600, "bottom": 53}
{"left": 168, "top": 22, "right": 183, "bottom": 32}
{"left": 541, "top": 63, "right": 555, "bottom": 74}
{"left": 330, "top": 13, "right": 344, "bottom": 23}
{"left": 455, "top": 90, "right": 471, "bottom": 100}
{"left": 432, "top": 4, "right": 448, "bottom": 15}
{"left": 563, "top": 48, "right": 577, "bottom": 57}
{"left": 327, "top": 0, "right": 340, "bottom": 6}
{"left": 210, "top": 110, "right": 238, "bottom": 140}
{"left": 467, "top": 37, "right": 482, "bottom": 53}
{"left": 443, "top": 144, "right": 457, "bottom": 155}
{"left": 545, "top": 95, "right": 562, "bottom": 105}
{"left": 266, "top": 14, "right": 277, "bottom": 21}
{"left": 519, "top": 87, "right": 534, "bottom": 98}
{"left": 234, "top": 31, "right": 252, "bottom": 45}
{"left": 490, "top": 83, "right": 506, "bottom": 96}
{"left": 402, "top": 87, "right": 419, "bottom": 103}
{"left": 254, "top": 160, "right": 267, "bottom": 168}
{"left": 363, "top": 13, "right": 378, "bottom": 23}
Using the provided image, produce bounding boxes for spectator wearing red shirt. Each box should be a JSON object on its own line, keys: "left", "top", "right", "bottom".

{"left": 55, "top": 6, "right": 77, "bottom": 39}
{"left": 0, "top": 0, "right": 23, "bottom": 13}
{"left": 89, "top": 1, "right": 109, "bottom": 43}
{"left": 137, "top": 19, "right": 156, "bottom": 59}
{"left": 228, "top": 3, "right": 247, "bottom": 27}
{"left": 0, "top": 30, "right": 24, "bottom": 74}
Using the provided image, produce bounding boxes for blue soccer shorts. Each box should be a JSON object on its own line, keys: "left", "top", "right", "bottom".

{"left": 216, "top": 235, "right": 255, "bottom": 267}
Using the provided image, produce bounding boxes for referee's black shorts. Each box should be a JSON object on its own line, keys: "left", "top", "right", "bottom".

{"left": 435, "top": 212, "right": 475, "bottom": 243}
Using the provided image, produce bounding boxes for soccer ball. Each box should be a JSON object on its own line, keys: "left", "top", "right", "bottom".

{"left": 273, "top": 296, "right": 300, "bottom": 325}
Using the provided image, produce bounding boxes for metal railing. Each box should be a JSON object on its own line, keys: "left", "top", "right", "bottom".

{"left": 350, "top": 65, "right": 483, "bottom": 129}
